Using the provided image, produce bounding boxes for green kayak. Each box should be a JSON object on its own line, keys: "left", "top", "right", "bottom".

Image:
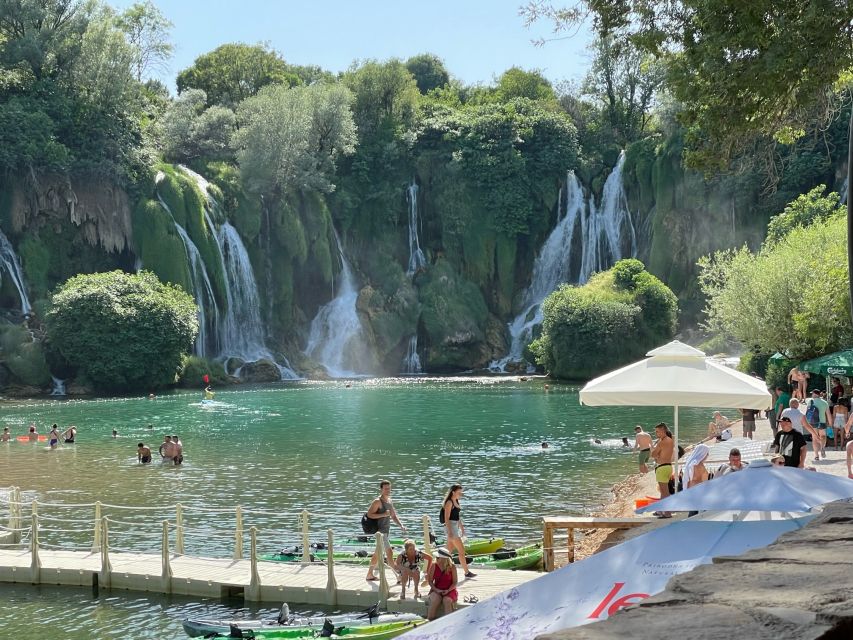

{"left": 219, "top": 618, "right": 426, "bottom": 639}
{"left": 337, "top": 536, "right": 506, "bottom": 557}
{"left": 469, "top": 543, "right": 542, "bottom": 571}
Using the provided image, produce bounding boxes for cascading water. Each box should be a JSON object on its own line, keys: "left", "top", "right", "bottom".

{"left": 0, "top": 229, "right": 32, "bottom": 316}
{"left": 406, "top": 180, "right": 427, "bottom": 275}
{"left": 154, "top": 172, "right": 219, "bottom": 358}
{"left": 578, "top": 152, "right": 636, "bottom": 284}
{"left": 50, "top": 376, "right": 66, "bottom": 397}
{"left": 401, "top": 335, "right": 422, "bottom": 374}
{"left": 490, "top": 171, "right": 585, "bottom": 372}
{"left": 305, "top": 227, "right": 370, "bottom": 377}
{"left": 492, "top": 152, "right": 637, "bottom": 371}
{"left": 178, "top": 166, "right": 298, "bottom": 379}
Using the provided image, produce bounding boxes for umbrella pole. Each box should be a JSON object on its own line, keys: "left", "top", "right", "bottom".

{"left": 673, "top": 406, "right": 679, "bottom": 493}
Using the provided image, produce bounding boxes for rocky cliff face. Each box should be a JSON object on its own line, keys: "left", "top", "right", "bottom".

{"left": 538, "top": 501, "right": 853, "bottom": 640}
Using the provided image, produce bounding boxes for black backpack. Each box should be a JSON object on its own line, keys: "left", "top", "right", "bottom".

{"left": 361, "top": 512, "right": 379, "bottom": 535}
{"left": 439, "top": 502, "right": 446, "bottom": 524}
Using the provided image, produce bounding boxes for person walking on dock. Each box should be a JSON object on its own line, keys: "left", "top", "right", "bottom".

{"left": 441, "top": 484, "right": 476, "bottom": 577}
{"left": 365, "top": 480, "right": 406, "bottom": 581}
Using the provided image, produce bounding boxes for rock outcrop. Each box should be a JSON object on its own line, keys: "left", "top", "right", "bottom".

{"left": 538, "top": 501, "right": 853, "bottom": 639}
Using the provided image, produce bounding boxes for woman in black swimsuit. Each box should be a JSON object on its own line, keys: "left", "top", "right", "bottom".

{"left": 442, "top": 484, "right": 475, "bottom": 578}
{"left": 395, "top": 539, "right": 433, "bottom": 600}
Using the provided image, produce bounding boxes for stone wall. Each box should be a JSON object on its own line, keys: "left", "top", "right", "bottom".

{"left": 538, "top": 501, "right": 853, "bottom": 640}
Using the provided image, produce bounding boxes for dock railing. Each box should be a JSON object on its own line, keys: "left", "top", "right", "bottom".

{"left": 0, "top": 486, "right": 489, "bottom": 601}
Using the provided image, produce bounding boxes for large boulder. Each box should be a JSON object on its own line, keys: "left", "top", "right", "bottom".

{"left": 239, "top": 359, "right": 281, "bottom": 383}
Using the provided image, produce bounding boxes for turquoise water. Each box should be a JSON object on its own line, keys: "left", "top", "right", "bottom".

{"left": 0, "top": 378, "right": 712, "bottom": 638}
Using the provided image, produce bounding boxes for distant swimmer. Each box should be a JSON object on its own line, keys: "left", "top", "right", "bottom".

{"left": 112, "top": 429, "right": 119, "bottom": 438}
{"left": 172, "top": 434, "right": 183, "bottom": 465}
{"left": 621, "top": 437, "right": 631, "bottom": 447}
{"left": 544, "top": 384, "right": 550, "bottom": 391}
{"left": 345, "top": 383, "right": 352, "bottom": 388}
{"left": 27, "top": 425, "right": 38, "bottom": 442}
{"left": 137, "top": 442, "right": 152, "bottom": 464}
{"left": 62, "top": 426, "right": 76, "bottom": 443}
{"left": 203, "top": 385, "right": 215, "bottom": 401}
{"left": 2, "top": 427, "right": 10, "bottom": 442}
{"left": 541, "top": 442, "right": 549, "bottom": 449}
{"left": 593, "top": 438, "right": 602, "bottom": 445}
{"left": 48, "top": 424, "right": 61, "bottom": 449}
{"left": 148, "top": 393, "right": 156, "bottom": 400}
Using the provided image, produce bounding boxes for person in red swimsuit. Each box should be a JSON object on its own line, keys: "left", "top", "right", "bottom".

{"left": 427, "top": 548, "right": 458, "bottom": 620}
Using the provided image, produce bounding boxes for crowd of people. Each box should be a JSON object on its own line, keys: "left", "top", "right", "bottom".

{"left": 361, "top": 479, "right": 475, "bottom": 620}
{"left": 0, "top": 423, "right": 76, "bottom": 447}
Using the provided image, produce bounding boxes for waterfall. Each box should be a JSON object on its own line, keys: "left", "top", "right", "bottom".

{"left": 406, "top": 180, "right": 427, "bottom": 275}
{"left": 216, "top": 222, "right": 298, "bottom": 379}
{"left": 492, "top": 152, "right": 637, "bottom": 371}
{"left": 305, "top": 227, "right": 370, "bottom": 377}
{"left": 0, "top": 229, "right": 32, "bottom": 316}
{"left": 154, "top": 172, "right": 219, "bottom": 358}
{"left": 178, "top": 166, "right": 298, "bottom": 379}
{"left": 401, "top": 335, "right": 422, "bottom": 374}
{"left": 50, "top": 376, "right": 66, "bottom": 397}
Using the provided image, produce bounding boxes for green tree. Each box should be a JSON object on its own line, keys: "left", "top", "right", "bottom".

{"left": 698, "top": 211, "right": 851, "bottom": 359}
{"left": 343, "top": 59, "right": 419, "bottom": 137}
{"left": 234, "top": 82, "right": 357, "bottom": 195}
{"left": 0, "top": 0, "right": 92, "bottom": 80}
{"left": 530, "top": 259, "right": 677, "bottom": 378}
{"left": 581, "top": 34, "right": 663, "bottom": 145}
{"left": 405, "top": 53, "right": 449, "bottom": 94}
{"left": 162, "top": 88, "right": 236, "bottom": 161}
{"left": 765, "top": 185, "right": 845, "bottom": 247}
{"left": 45, "top": 270, "right": 198, "bottom": 392}
{"left": 176, "top": 43, "right": 299, "bottom": 107}
{"left": 495, "top": 67, "right": 556, "bottom": 103}
{"left": 114, "top": 0, "right": 173, "bottom": 82}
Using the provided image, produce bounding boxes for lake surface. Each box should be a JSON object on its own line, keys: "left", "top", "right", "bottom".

{"left": 0, "top": 378, "right": 713, "bottom": 638}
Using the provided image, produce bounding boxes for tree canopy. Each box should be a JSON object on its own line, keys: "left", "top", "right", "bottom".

{"left": 176, "top": 43, "right": 299, "bottom": 108}
{"left": 44, "top": 270, "right": 198, "bottom": 391}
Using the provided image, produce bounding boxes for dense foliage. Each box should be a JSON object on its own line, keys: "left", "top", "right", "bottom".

{"left": 531, "top": 259, "right": 677, "bottom": 378}
{"left": 699, "top": 194, "right": 851, "bottom": 359}
{"left": 44, "top": 271, "right": 198, "bottom": 391}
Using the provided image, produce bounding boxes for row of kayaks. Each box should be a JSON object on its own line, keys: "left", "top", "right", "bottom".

{"left": 259, "top": 537, "right": 543, "bottom": 572}
{"left": 183, "top": 606, "right": 424, "bottom": 639}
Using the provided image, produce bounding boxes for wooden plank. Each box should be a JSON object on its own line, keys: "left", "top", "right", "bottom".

{"left": 543, "top": 522, "right": 555, "bottom": 572}
{"left": 542, "top": 516, "right": 649, "bottom": 527}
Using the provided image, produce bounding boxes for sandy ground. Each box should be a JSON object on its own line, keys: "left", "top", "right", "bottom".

{"left": 567, "top": 415, "right": 850, "bottom": 565}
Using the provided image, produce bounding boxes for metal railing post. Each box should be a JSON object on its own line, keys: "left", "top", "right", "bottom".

{"left": 234, "top": 506, "right": 243, "bottom": 560}
{"left": 92, "top": 501, "right": 102, "bottom": 552}
{"left": 175, "top": 503, "right": 184, "bottom": 555}
{"left": 422, "top": 515, "right": 433, "bottom": 555}
{"left": 301, "top": 509, "right": 310, "bottom": 565}
{"left": 30, "top": 511, "right": 41, "bottom": 583}
{"left": 100, "top": 517, "right": 112, "bottom": 588}
{"left": 247, "top": 526, "right": 261, "bottom": 601}
{"left": 376, "top": 532, "right": 390, "bottom": 604}
{"left": 325, "top": 528, "right": 337, "bottom": 605}
{"left": 161, "top": 520, "right": 172, "bottom": 593}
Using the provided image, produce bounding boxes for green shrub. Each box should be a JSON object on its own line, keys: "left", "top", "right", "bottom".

{"left": 0, "top": 325, "right": 51, "bottom": 387}
{"left": 45, "top": 271, "right": 198, "bottom": 392}
{"left": 178, "top": 355, "right": 228, "bottom": 387}
{"left": 531, "top": 259, "right": 678, "bottom": 379}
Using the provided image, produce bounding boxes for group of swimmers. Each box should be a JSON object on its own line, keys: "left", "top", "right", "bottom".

{"left": 137, "top": 434, "right": 183, "bottom": 465}
{"left": 1, "top": 424, "right": 76, "bottom": 448}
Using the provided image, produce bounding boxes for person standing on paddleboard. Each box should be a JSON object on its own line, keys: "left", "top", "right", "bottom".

{"left": 365, "top": 479, "right": 406, "bottom": 581}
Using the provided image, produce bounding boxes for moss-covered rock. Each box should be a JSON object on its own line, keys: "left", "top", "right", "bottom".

{"left": 418, "top": 258, "right": 500, "bottom": 371}
{"left": 0, "top": 324, "right": 51, "bottom": 387}
{"left": 131, "top": 198, "right": 193, "bottom": 293}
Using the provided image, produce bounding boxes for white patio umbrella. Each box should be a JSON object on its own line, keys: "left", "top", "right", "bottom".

{"left": 636, "top": 459, "right": 853, "bottom": 513}
{"left": 580, "top": 341, "right": 772, "bottom": 486}
{"left": 400, "top": 514, "right": 809, "bottom": 640}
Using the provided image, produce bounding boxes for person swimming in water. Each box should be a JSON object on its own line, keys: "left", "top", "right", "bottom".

{"left": 203, "top": 385, "right": 215, "bottom": 401}
{"left": 137, "top": 442, "right": 152, "bottom": 464}
{"left": 622, "top": 437, "right": 631, "bottom": 447}
{"left": 48, "top": 424, "right": 60, "bottom": 449}
{"left": 62, "top": 426, "right": 76, "bottom": 443}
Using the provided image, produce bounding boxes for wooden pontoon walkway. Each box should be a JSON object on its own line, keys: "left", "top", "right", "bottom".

{"left": 0, "top": 547, "right": 538, "bottom": 613}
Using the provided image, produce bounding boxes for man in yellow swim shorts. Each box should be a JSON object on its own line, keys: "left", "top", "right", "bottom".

{"left": 651, "top": 423, "right": 675, "bottom": 518}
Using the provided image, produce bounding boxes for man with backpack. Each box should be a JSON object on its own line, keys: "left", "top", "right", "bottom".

{"left": 806, "top": 389, "right": 831, "bottom": 462}
{"left": 363, "top": 480, "right": 406, "bottom": 582}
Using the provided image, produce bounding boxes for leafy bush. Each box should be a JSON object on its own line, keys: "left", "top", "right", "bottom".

{"left": 0, "top": 325, "right": 51, "bottom": 387}
{"left": 530, "top": 260, "right": 678, "bottom": 379}
{"left": 178, "top": 355, "right": 228, "bottom": 388}
{"left": 765, "top": 185, "right": 844, "bottom": 246}
{"left": 45, "top": 271, "right": 198, "bottom": 392}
